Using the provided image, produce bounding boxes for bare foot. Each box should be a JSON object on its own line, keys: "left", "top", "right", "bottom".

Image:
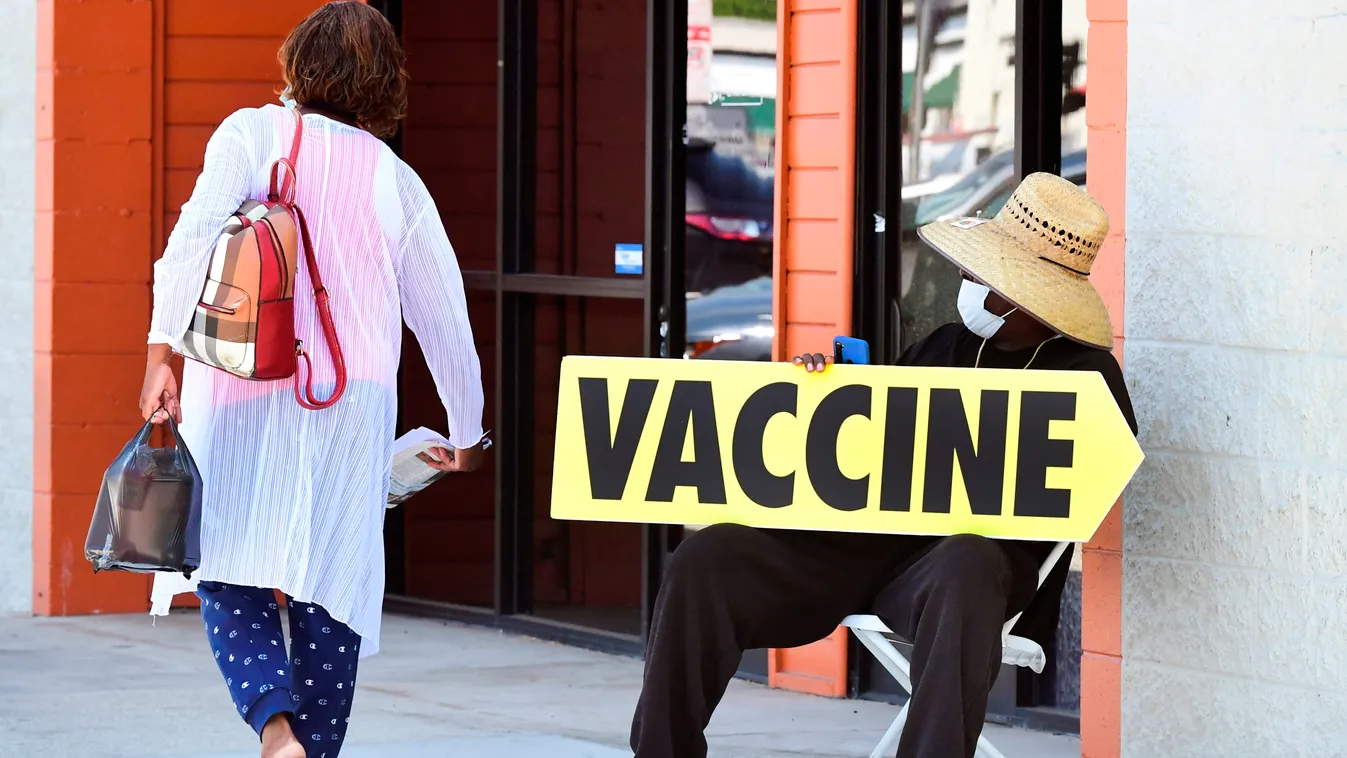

{"left": 260, "top": 714, "right": 305, "bottom": 758}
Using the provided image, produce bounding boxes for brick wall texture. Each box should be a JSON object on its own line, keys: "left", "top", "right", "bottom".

{"left": 1122, "top": 2, "right": 1347, "bottom": 755}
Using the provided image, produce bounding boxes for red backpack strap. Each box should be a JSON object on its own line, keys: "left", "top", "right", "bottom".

{"left": 268, "top": 110, "right": 304, "bottom": 203}
{"left": 291, "top": 204, "right": 348, "bottom": 410}
{"left": 264, "top": 109, "right": 346, "bottom": 410}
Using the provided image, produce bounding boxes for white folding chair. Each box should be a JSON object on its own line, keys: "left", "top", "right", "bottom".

{"left": 841, "top": 541, "right": 1071, "bottom": 758}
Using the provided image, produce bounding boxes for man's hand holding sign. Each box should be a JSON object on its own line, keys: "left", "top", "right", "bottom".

{"left": 559, "top": 174, "right": 1141, "bottom": 758}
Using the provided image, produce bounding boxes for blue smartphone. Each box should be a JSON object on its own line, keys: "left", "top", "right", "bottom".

{"left": 833, "top": 336, "right": 871, "bottom": 366}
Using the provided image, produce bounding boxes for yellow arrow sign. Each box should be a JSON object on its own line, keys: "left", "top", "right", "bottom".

{"left": 549, "top": 356, "right": 1143, "bottom": 543}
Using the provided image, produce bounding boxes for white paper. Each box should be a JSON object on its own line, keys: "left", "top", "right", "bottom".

{"left": 387, "top": 427, "right": 454, "bottom": 507}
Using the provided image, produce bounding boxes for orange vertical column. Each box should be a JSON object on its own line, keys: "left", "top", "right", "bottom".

{"left": 1081, "top": 0, "right": 1127, "bottom": 756}
{"left": 767, "top": 0, "right": 858, "bottom": 697}
{"left": 34, "top": 0, "right": 158, "bottom": 615}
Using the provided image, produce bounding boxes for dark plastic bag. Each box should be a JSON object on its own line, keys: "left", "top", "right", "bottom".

{"left": 84, "top": 414, "right": 202, "bottom": 578}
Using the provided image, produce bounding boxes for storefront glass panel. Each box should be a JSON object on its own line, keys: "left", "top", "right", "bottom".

{"left": 683, "top": 0, "right": 777, "bottom": 363}
{"left": 899, "top": 0, "right": 1020, "bottom": 349}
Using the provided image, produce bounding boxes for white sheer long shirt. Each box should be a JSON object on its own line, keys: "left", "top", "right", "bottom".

{"left": 146, "top": 104, "right": 484, "bottom": 657}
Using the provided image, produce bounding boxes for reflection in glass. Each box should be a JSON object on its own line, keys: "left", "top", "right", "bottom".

{"left": 900, "top": 0, "right": 1019, "bottom": 348}
{"left": 1062, "top": 0, "right": 1088, "bottom": 159}
{"left": 684, "top": 0, "right": 777, "bottom": 362}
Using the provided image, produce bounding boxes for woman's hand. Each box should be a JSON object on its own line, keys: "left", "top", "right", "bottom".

{"left": 791, "top": 352, "right": 832, "bottom": 373}
{"left": 426, "top": 440, "right": 488, "bottom": 474}
{"left": 140, "top": 346, "right": 181, "bottom": 424}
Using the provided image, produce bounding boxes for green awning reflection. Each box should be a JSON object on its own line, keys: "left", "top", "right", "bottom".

{"left": 902, "top": 65, "right": 961, "bottom": 113}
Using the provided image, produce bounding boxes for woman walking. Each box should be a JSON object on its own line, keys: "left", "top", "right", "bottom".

{"left": 138, "top": 4, "right": 486, "bottom": 756}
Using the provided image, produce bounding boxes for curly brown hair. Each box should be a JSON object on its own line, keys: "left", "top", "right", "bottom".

{"left": 279, "top": 1, "right": 408, "bottom": 138}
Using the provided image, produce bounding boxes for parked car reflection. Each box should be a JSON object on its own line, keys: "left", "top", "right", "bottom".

{"left": 685, "top": 142, "right": 775, "bottom": 297}
{"left": 681, "top": 140, "right": 776, "bottom": 361}
{"left": 684, "top": 275, "right": 774, "bottom": 361}
{"left": 902, "top": 147, "right": 1016, "bottom": 222}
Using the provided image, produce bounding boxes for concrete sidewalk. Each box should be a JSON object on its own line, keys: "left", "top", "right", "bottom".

{"left": 0, "top": 612, "right": 1079, "bottom": 758}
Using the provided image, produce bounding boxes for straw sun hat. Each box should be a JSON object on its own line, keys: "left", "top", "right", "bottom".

{"left": 917, "top": 172, "right": 1114, "bottom": 350}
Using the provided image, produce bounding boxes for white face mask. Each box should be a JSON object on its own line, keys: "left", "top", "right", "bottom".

{"left": 280, "top": 87, "right": 297, "bottom": 110}
{"left": 958, "top": 279, "right": 1017, "bottom": 340}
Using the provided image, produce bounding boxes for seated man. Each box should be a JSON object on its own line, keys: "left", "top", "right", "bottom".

{"left": 630, "top": 173, "right": 1138, "bottom": 758}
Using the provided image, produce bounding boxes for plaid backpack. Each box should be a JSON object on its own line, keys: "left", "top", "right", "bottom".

{"left": 179, "top": 109, "right": 347, "bottom": 410}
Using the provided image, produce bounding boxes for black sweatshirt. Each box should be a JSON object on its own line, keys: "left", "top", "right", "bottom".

{"left": 896, "top": 322, "right": 1138, "bottom": 647}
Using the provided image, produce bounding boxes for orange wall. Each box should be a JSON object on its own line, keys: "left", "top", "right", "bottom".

{"left": 766, "top": 0, "right": 858, "bottom": 697}
{"left": 1081, "top": 0, "right": 1127, "bottom": 755}
{"left": 771, "top": 0, "right": 857, "bottom": 364}
{"left": 35, "top": 0, "right": 157, "bottom": 616}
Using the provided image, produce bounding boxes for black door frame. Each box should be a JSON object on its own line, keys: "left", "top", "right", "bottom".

{"left": 382, "top": 0, "right": 687, "bottom": 658}
{"left": 850, "top": 0, "right": 1076, "bottom": 734}
{"left": 642, "top": 0, "right": 689, "bottom": 641}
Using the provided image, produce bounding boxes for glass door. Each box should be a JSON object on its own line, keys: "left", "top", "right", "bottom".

{"left": 488, "top": 0, "right": 688, "bottom": 645}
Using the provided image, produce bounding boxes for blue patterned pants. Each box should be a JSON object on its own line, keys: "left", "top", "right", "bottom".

{"left": 198, "top": 581, "right": 361, "bottom": 758}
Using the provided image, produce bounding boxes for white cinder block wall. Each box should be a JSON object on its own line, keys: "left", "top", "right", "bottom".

{"left": 0, "top": 0, "right": 35, "bottom": 615}
{"left": 1123, "top": 3, "right": 1347, "bottom": 755}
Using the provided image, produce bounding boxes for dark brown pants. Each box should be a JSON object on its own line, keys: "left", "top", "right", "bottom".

{"left": 629, "top": 524, "right": 1039, "bottom": 758}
